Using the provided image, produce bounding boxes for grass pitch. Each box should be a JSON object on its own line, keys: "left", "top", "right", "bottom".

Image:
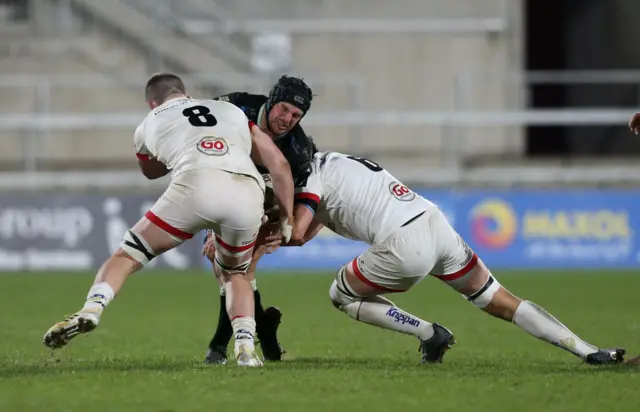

{"left": 0, "top": 271, "right": 639, "bottom": 412}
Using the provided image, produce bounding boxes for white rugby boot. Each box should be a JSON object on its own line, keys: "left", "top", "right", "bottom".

{"left": 43, "top": 309, "right": 101, "bottom": 349}
{"left": 235, "top": 342, "right": 263, "bottom": 367}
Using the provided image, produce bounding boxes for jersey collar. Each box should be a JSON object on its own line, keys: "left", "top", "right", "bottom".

{"left": 155, "top": 96, "right": 191, "bottom": 110}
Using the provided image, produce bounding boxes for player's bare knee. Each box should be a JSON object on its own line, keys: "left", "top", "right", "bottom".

{"left": 483, "top": 288, "right": 523, "bottom": 321}
{"left": 120, "top": 229, "right": 156, "bottom": 266}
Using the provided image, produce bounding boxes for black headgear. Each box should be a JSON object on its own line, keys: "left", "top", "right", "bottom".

{"left": 265, "top": 75, "right": 313, "bottom": 134}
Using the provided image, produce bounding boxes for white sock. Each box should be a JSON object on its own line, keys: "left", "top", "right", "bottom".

{"left": 82, "top": 282, "right": 115, "bottom": 314}
{"left": 232, "top": 316, "right": 256, "bottom": 350}
{"left": 513, "top": 300, "right": 598, "bottom": 358}
{"left": 344, "top": 295, "right": 434, "bottom": 341}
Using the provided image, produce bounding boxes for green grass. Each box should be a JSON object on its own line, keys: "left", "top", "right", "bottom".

{"left": 0, "top": 271, "right": 639, "bottom": 412}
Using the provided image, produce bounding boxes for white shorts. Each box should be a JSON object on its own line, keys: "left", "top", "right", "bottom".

{"left": 351, "top": 207, "right": 478, "bottom": 292}
{"left": 145, "top": 169, "right": 264, "bottom": 252}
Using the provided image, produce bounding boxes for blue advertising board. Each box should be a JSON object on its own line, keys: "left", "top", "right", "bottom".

{"left": 202, "top": 189, "right": 640, "bottom": 271}
{"left": 457, "top": 189, "right": 639, "bottom": 269}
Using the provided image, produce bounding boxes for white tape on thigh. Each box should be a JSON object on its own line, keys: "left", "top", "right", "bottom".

{"left": 466, "top": 275, "right": 501, "bottom": 308}
{"left": 120, "top": 229, "right": 156, "bottom": 265}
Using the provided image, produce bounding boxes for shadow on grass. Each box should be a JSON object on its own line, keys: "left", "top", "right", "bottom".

{"left": 268, "top": 356, "right": 639, "bottom": 376}
{"left": 1, "top": 354, "right": 637, "bottom": 379}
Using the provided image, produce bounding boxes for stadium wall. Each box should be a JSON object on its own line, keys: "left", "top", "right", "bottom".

{"left": 0, "top": 188, "right": 637, "bottom": 272}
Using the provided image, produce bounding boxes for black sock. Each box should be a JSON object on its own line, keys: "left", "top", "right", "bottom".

{"left": 254, "top": 289, "right": 266, "bottom": 320}
{"left": 254, "top": 289, "right": 267, "bottom": 338}
{"left": 208, "top": 294, "right": 233, "bottom": 350}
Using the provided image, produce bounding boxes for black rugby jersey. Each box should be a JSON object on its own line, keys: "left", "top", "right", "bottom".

{"left": 214, "top": 92, "right": 317, "bottom": 187}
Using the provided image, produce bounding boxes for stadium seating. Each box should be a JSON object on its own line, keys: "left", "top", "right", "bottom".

{"left": 0, "top": 0, "right": 524, "bottom": 170}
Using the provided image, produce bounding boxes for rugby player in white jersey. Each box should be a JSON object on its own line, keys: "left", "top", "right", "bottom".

{"left": 43, "top": 73, "right": 296, "bottom": 367}
{"left": 265, "top": 151, "right": 625, "bottom": 364}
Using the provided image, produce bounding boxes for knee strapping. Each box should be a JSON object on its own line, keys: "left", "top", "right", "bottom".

{"left": 120, "top": 229, "right": 156, "bottom": 265}
{"left": 329, "top": 265, "right": 363, "bottom": 317}
{"left": 214, "top": 254, "right": 252, "bottom": 277}
{"left": 465, "top": 274, "right": 502, "bottom": 308}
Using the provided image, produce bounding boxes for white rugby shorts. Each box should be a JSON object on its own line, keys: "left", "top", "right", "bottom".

{"left": 145, "top": 168, "right": 264, "bottom": 253}
{"left": 351, "top": 207, "right": 478, "bottom": 292}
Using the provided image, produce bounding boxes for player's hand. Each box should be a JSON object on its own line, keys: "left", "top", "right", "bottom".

{"left": 630, "top": 112, "right": 640, "bottom": 135}
{"left": 279, "top": 216, "right": 293, "bottom": 243}
{"left": 253, "top": 239, "right": 280, "bottom": 260}
{"left": 202, "top": 230, "right": 216, "bottom": 262}
{"left": 265, "top": 231, "right": 287, "bottom": 245}
{"left": 261, "top": 205, "right": 280, "bottom": 225}
{"left": 256, "top": 224, "right": 282, "bottom": 254}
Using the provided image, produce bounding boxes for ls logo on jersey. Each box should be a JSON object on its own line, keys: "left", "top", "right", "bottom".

{"left": 389, "top": 181, "right": 416, "bottom": 201}
{"left": 197, "top": 137, "right": 228, "bottom": 156}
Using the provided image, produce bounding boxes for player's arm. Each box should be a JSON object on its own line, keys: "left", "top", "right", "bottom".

{"left": 286, "top": 170, "right": 323, "bottom": 246}
{"left": 137, "top": 154, "right": 169, "bottom": 180}
{"left": 288, "top": 203, "right": 314, "bottom": 246}
{"left": 288, "top": 215, "right": 324, "bottom": 246}
{"left": 305, "top": 218, "right": 324, "bottom": 240}
{"left": 133, "top": 123, "right": 170, "bottom": 180}
{"left": 249, "top": 123, "right": 295, "bottom": 233}
{"left": 267, "top": 209, "right": 322, "bottom": 247}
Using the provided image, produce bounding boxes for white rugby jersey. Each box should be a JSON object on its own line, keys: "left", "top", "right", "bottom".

{"left": 134, "top": 97, "right": 263, "bottom": 189}
{"left": 295, "top": 152, "right": 435, "bottom": 244}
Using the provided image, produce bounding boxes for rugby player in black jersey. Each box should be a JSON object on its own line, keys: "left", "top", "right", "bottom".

{"left": 204, "top": 75, "right": 316, "bottom": 364}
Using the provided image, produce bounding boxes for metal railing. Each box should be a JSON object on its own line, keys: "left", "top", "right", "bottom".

{"left": 0, "top": 70, "right": 639, "bottom": 187}
{"left": 188, "top": 18, "right": 507, "bottom": 35}
{"left": 0, "top": 72, "right": 366, "bottom": 171}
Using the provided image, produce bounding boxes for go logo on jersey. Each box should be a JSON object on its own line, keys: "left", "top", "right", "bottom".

{"left": 389, "top": 181, "right": 415, "bottom": 201}
{"left": 197, "top": 136, "right": 228, "bottom": 156}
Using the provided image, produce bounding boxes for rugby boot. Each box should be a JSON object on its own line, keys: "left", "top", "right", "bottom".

{"left": 235, "top": 343, "right": 263, "bottom": 367}
{"left": 419, "top": 323, "right": 456, "bottom": 363}
{"left": 257, "top": 306, "right": 285, "bottom": 361}
{"left": 204, "top": 345, "right": 228, "bottom": 365}
{"left": 43, "top": 309, "right": 101, "bottom": 349}
{"left": 585, "top": 348, "right": 625, "bottom": 365}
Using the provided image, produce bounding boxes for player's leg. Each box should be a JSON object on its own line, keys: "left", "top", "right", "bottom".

{"left": 430, "top": 208, "right": 625, "bottom": 365}
{"left": 212, "top": 225, "right": 263, "bottom": 367}
{"left": 205, "top": 172, "right": 265, "bottom": 367}
{"left": 43, "top": 192, "right": 195, "bottom": 349}
{"left": 206, "top": 183, "right": 284, "bottom": 363}
{"left": 249, "top": 216, "right": 284, "bottom": 362}
{"left": 204, "top": 229, "right": 283, "bottom": 364}
{"left": 328, "top": 213, "right": 454, "bottom": 363}
{"left": 203, "top": 230, "right": 235, "bottom": 364}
